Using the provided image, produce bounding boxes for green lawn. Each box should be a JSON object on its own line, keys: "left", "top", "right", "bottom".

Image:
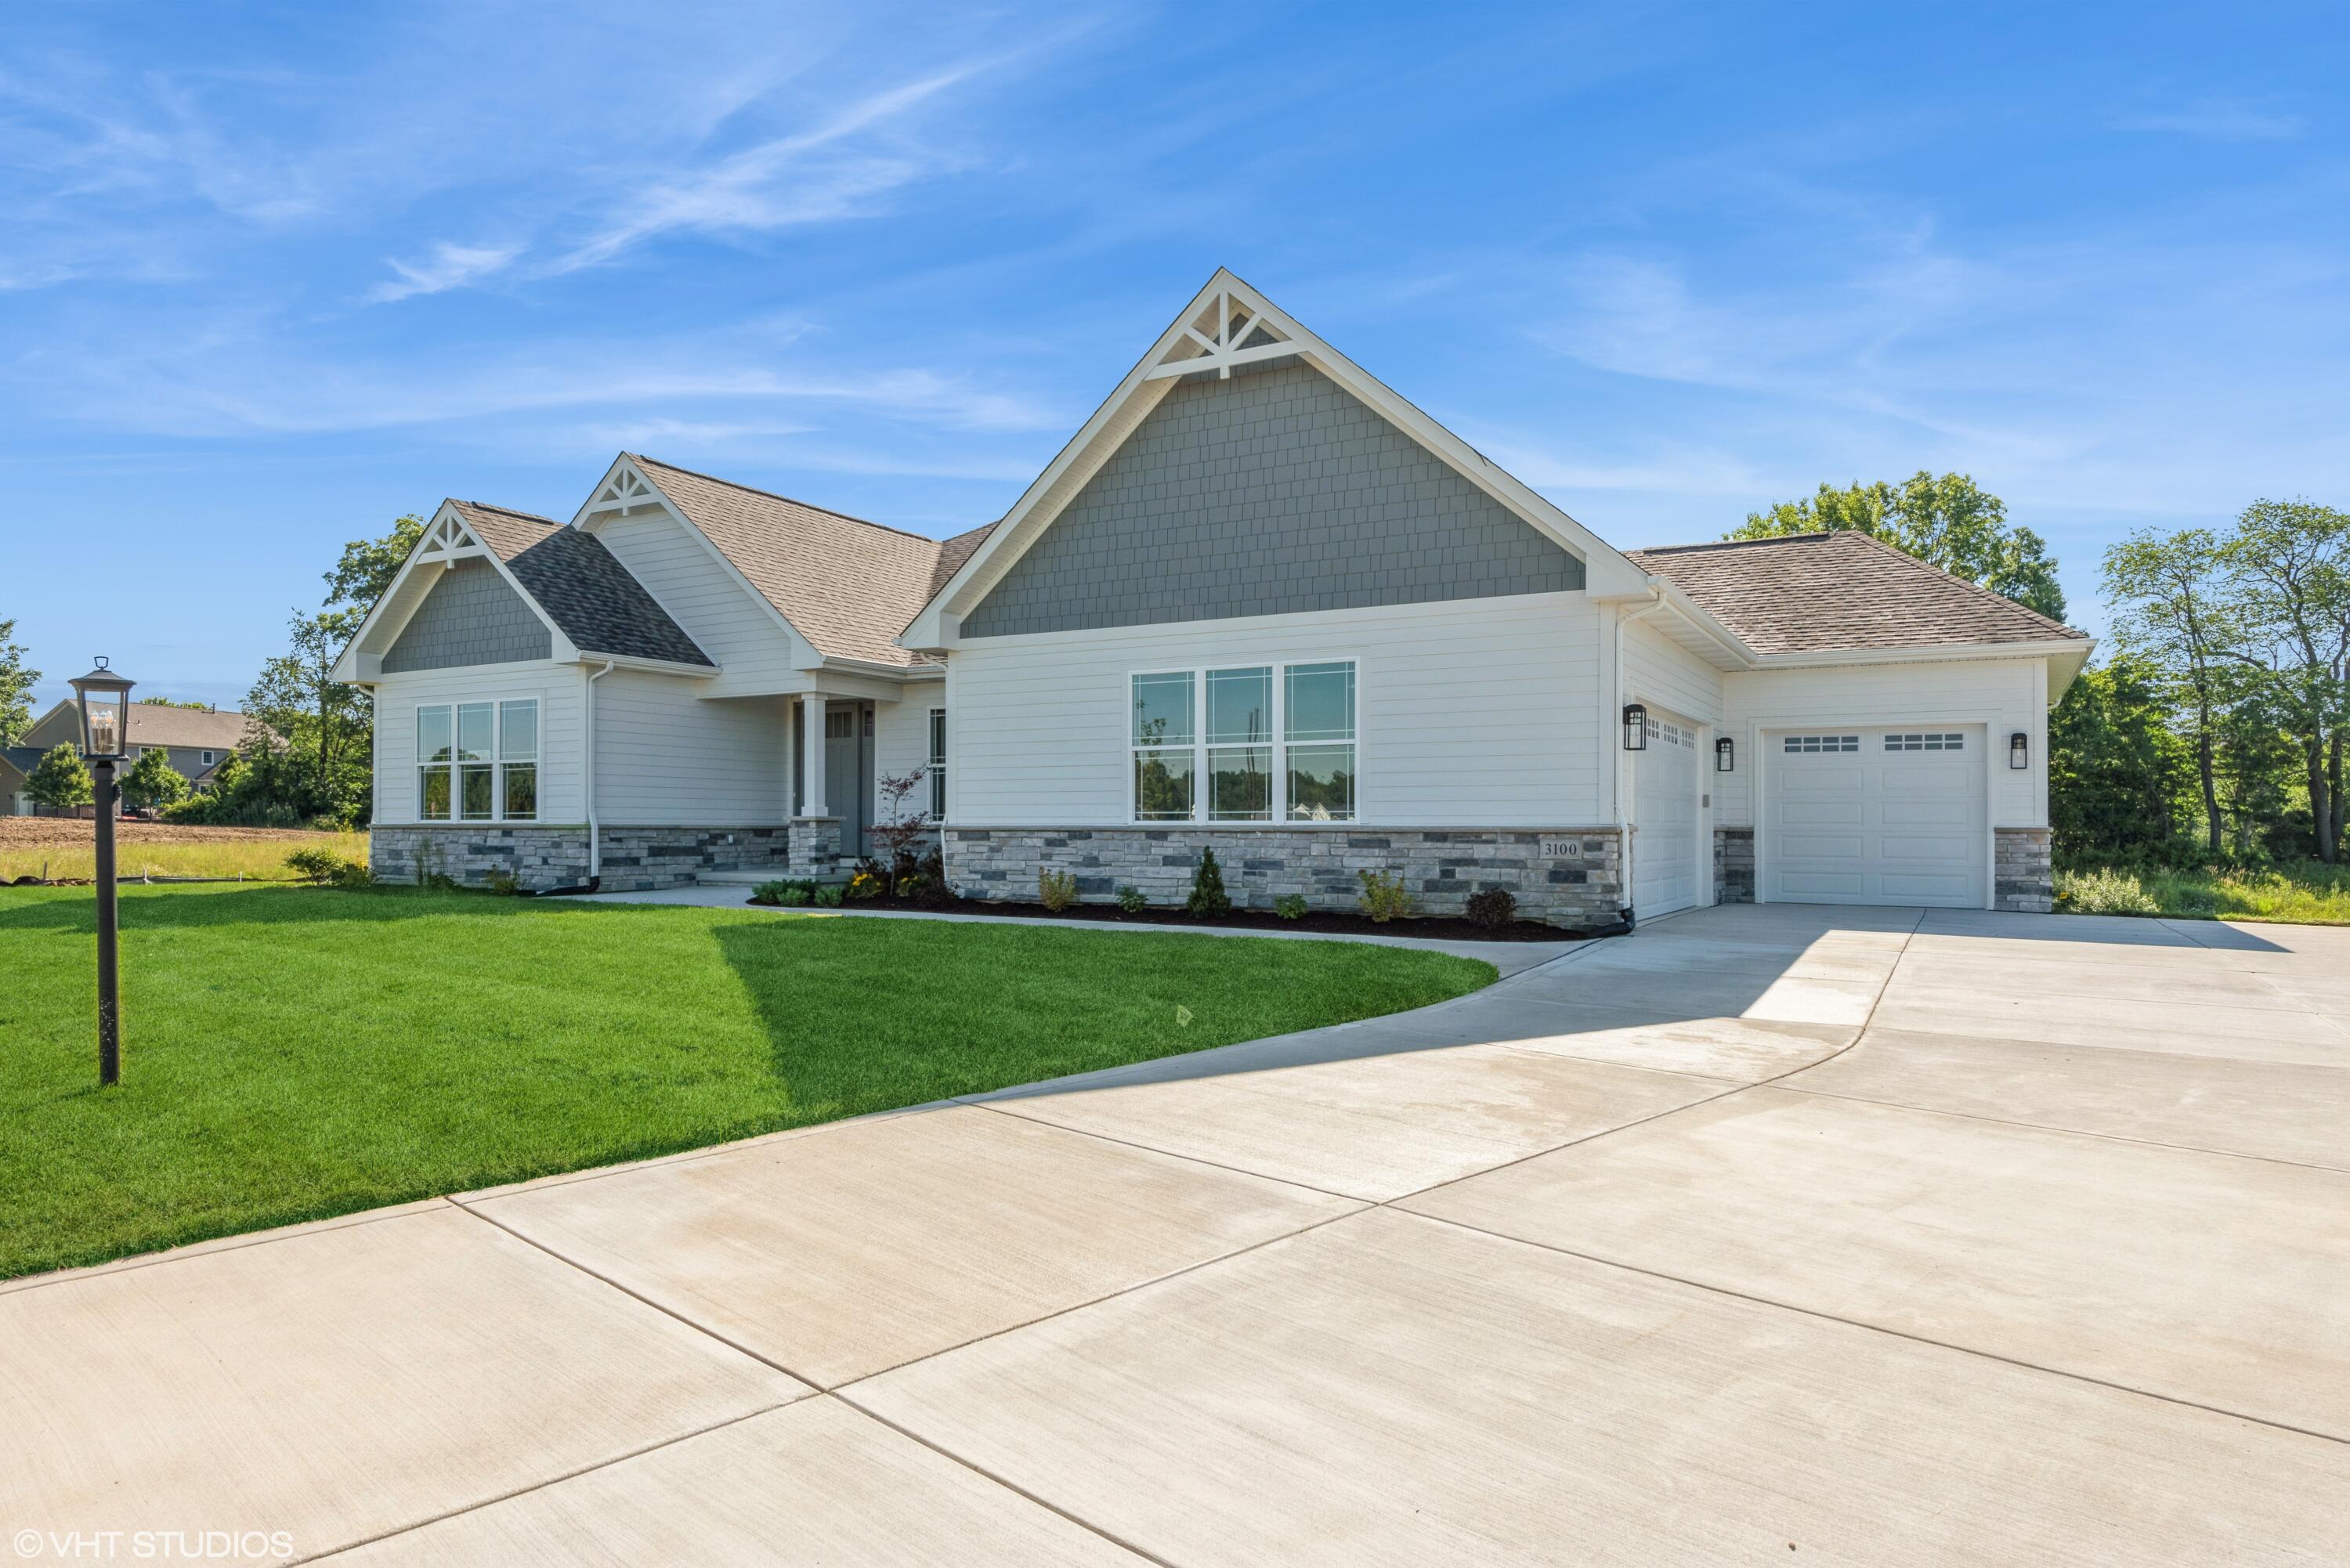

{"left": 2055, "top": 860, "right": 2350, "bottom": 924}
{"left": 0, "top": 883, "right": 1494, "bottom": 1280}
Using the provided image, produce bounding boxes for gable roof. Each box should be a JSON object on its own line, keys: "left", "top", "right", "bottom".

{"left": 446, "top": 500, "right": 712, "bottom": 667}
{"left": 24, "top": 699, "right": 253, "bottom": 753}
{"left": 625, "top": 455, "right": 972, "bottom": 669}
{"left": 1625, "top": 531, "right": 2086, "bottom": 656}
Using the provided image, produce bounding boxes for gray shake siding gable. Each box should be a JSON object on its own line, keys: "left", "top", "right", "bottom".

{"left": 962, "top": 359, "right": 1585, "bottom": 637}
{"left": 382, "top": 558, "right": 554, "bottom": 672}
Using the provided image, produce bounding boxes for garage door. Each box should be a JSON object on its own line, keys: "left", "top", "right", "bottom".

{"left": 1633, "top": 710, "right": 1700, "bottom": 918}
{"left": 1765, "top": 728, "right": 1985, "bottom": 907}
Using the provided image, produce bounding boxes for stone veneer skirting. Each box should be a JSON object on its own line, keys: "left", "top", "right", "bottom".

{"left": 370, "top": 824, "right": 790, "bottom": 894}
{"left": 1712, "top": 826, "right": 1755, "bottom": 905}
{"left": 944, "top": 826, "right": 1625, "bottom": 930}
{"left": 1994, "top": 826, "right": 2054, "bottom": 914}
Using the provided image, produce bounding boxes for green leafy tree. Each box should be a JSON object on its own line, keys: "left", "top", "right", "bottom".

{"left": 137, "top": 696, "right": 217, "bottom": 710}
{"left": 2219, "top": 499, "right": 2350, "bottom": 863}
{"left": 0, "top": 619, "right": 38, "bottom": 747}
{"left": 2048, "top": 657, "right": 2189, "bottom": 860}
{"left": 2102, "top": 527, "right": 2243, "bottom": 852}
{"left": 1729, "top": 471, "right": 2067, "bottom": 620}
{"left": 120, "top": 748, "right": 190, "bottom": 811}
{"left": 25, "top": 743, "right": 92, "bottom": 811}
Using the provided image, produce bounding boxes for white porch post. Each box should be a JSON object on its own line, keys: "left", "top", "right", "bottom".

{"left": 800, "top": 695, "right": 827, "bottom": 818}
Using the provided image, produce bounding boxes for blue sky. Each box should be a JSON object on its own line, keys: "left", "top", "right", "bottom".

{"left": 5, "top": 1, "right": 2346, "bottom": 709}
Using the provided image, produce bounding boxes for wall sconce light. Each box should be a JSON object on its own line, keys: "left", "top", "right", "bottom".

{"left": 2008, "top": 731, "right": 2030, "bottom": 771}
{"left": 1715, "top": 736, "right": 1734, "bottom": 773}
{"left": 1622, "top": 703, "right": 1647, "bottom": 751}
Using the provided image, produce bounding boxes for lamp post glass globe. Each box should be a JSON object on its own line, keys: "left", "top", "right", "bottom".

{"left": 68, "top": 658, "right": 136, "bottom": 761}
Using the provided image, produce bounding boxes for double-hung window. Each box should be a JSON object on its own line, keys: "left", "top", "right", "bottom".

{"left": 1130, "top": 659, "right": 1357, "bottom": 823}
{"left": 418, "top": 699, "right": 537, "bottom": 822}
{"left": 927, "top": 708, "right": 947, "bottom": 820}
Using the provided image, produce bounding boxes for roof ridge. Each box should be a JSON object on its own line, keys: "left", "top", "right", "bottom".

{"left": 1630, "top": 533, "right": 1835, "bottom": 555}
{"left": 454, "top": 499, "right": 560, "bottom": 526}
{"left": 627, "top": 453, "right": 940, "bottom": 548}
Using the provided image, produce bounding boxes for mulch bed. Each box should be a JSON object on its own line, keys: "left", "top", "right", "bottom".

{"left": 837, "top": 895, "right": 1613, "bottom": 943}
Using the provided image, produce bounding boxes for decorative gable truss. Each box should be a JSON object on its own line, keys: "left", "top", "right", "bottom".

{"left": 1143, "top": 284, "right": 1299, "bottom": 381}
{"left": 581, "top": 462, "right": 668, "bottom": 521}
{"left": 329, "top": 500, "right": 577, "bottom": 683}
{"left": 412, "top": 509, "right": 489, "bottom": 565}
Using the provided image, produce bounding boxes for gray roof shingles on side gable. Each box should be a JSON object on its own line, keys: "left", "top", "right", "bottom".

{"left": 449, "top": 500, "right": 714, "bottom": 667}
{"left": 1625, "top": 530, "right": 2088, "bottom": 656}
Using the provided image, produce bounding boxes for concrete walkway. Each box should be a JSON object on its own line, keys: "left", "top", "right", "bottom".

{"left": 6, "top": 904, "right": 2350, "bottom": 1563}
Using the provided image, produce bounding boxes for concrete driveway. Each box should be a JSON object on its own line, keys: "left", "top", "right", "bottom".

{"left": 6, "top": 905, "right": 2349, "bottom": 1564}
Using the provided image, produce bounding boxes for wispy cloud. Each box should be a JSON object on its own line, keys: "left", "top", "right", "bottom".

{"left": 368, "top": 240, "right": 522, "bottom": 302}
{"left": 2115, "top": 96, "right": 2306, "bottom": 143}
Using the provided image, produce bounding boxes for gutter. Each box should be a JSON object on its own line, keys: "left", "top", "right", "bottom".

{"left": 584, "top": 659, "right": 614, "bottom": 880}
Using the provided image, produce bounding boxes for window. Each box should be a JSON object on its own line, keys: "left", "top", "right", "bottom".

{"left": 1130, "top": 660, "right": 1357, "bottom": 824}
{"left": 1644, "top": 717, "right": 1692, "bottom": 749}
{"left": 201, "top": 750, "right": 215, "bottom": 767}
{"left": 1782, "top": 734, "right": 1859, "bottom": 753}
{"left": 927, "top": 708, "right": 947, "bottom": 820}
{"left": 417, "top": 698, "right": 537, "bottom": 822}
{"left": 1885, "top": 732, "right": 1965, "bottom": 752}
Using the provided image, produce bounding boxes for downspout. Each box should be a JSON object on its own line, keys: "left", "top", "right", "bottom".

{"left": 1614, "top": 587, "right": 1668, "bottom": 927}
{"left": 540, "top": 660, "right": 613, "bottom": 895}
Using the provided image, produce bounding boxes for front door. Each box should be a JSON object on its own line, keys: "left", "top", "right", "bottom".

{"left": 824, "top": 704, "right": 870, "bottom": 858}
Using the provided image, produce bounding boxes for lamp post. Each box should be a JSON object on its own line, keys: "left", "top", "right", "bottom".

{"left": 69, "top": 659, "right": 136, "bottom": 1087}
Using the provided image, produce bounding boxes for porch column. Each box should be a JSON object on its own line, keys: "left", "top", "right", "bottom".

{"left": 800, "top": 695, "right": 827, "bottom": 818}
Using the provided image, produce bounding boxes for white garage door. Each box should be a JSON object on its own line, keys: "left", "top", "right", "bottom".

{"left": 1766, "top": 728, "right": 1986, "bottom": 908}
{"left": 1633, "top": 711, "right": 1700, "bottom": 918}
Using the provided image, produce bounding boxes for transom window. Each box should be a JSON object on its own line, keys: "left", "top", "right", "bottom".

{"left": 1130, "top": 661, "right": 1357, "bottom": 823}
{"left": 1885, "top": 732, "right": 1965, "bottom": 751}
{"left": 1644, "top": 717, "right": 1693, "bottom": 748}
{"left": 418, "top": 699, "right": 537, "bottom": 822}
{"left": 1783, "top": 734, "right": 1860, "bottom": 753}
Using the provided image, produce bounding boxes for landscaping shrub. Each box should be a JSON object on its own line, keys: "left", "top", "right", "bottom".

{"left": 812, "top": 883, "right": 844, "bottom": 908}
{"left": 483, "top": 869, "right": 522, "bottom": 896}
{"left": 1463, "top": 887, "right": 1517, "bottom": 928}
{"left": 1038, "top": 868, "right": 1079, "bottom": 911}
{"left": 2055, "top": 865, "right": 2164, "bottom": 916}
{"left": 1116, "top": 885, "right": 1148, "bottom": 913}
{"left": 284, "top": 847, "right": 344, "bottom": 885}
{"left": 750, "top": 879, "right": 817, "bottom": 907}
{"left": 1187, "top": 847, "right": 1231, "bottom": 917}
{"left": 1274, "top": 894, "right": 1309, "bottom": 920}
{"left": 327, "top": 859, "right": 375, "bottom": 891}
{"left": 846, "top": 867, "right": 884, "bottom": 901}
{"left": 1356, "top": 869, "right": 1412, "bottom": 923}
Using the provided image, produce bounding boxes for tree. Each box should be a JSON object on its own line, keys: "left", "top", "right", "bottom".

{"left": 0, "top": 619, "right": 38, "bottom": 748}
{"left": 2219, "top": 500, "right": 2350, "bottom": 863}
{"left": 121, "top": 748, "right": 190, "bottom": 811}
{"left": 2102, "top": 527, "right": 2242, "bottom": 852}
{"left": 321, "top": 514, "right": 427, "bottom": 646}
{"left": 1729, "top": 471, "right": 2067, "bottom": 620}
{"left": 25, "top": 744, "right": 92, "bottom": 812}
{"left": 137, "top": 696, "right": 217, "bottom": 710}
{"left": 2048, "top": 658, "right": 2188, "bottom": 860}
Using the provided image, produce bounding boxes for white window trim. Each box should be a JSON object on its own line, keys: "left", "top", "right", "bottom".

{"left": 414, "top": 695, "right": 542, "bottom": 824}
{"left": 1125, "top": 656, "right": 1362, "bottom": 826}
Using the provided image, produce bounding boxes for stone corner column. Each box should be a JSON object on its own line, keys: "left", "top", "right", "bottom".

{"left": 1994, "top": 826, "right": 2055, "bottom": 914}
{"left": 789, "top": 815, "right": 843, "bottom": 879}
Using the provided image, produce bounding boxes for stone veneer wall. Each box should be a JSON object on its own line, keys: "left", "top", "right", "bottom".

{"left": 943, "top": 826, "right": 1625, "bottom": 930}
{"left": 1712, "top": 826, "right": 1755, "bottom": 905}
{"left": 1994, "top": 826, "right": 2054, "bottom": 913}
{"left": 370, "top": 824, "right": 789, "bottom": 894}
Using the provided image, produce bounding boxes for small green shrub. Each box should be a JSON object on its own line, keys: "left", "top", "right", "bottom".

{"left": 1274, "top": 894, "right": 1309, "bottom": 920}
{"left": 1187, "top": 847, "right": 1231, "bottom": 917}
{"left": 1463, "top": 887, "right": 1517, "bottom": 928}
{"left": 284, "top": 847, "right": 343, "bottom": 885}
{"left": 2055, "top": 865, "right": 2161, "bottom": 916}
{"left": 1116, "top": 885, "right": 1148, "bottom": 914}
{"left": 1039, "top": 868, "right": 1079, "bottom": 912}
{"left": 483, "top": 869, "right": 522, "bottom": 896}
{"left": 812, "top": 883, "right": 845, "bottom": 908}
{"left": 327, "top": 859, "right": 375, "bottom": 891}
{"left": 750, "top": 879, "right": 817, "bottom": 907}
{"left": 1357, "top": 869, "right": 1412, "bottom": 923}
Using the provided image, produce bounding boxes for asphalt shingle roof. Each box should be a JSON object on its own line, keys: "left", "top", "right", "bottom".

{"left": 628, "top": 457, "right": 982, "bottom": 668}
{"left": 450, "top": 500, "right": 714, "bottom": 667}
{"left": 1625, "top": 530, "right": 2086, "bottom": 656}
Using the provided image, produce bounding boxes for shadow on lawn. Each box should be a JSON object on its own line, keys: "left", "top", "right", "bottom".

{"left": 0, "top": 883, "right": 708, "bottom": 935}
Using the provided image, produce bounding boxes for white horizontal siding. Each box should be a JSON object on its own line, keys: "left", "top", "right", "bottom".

{"left": 873, "top": 688, "right": 943, "bottom": 831}
{"left": 1719, "top": 656, "right": 2048, "bottom": 829}
{"left": 588, "top": 509, "right": 805, "bottom": 694}
{"left": 370, "top": 662, "right": 584, "bottom": 825}
{"left": 945, "top": 593, "right": 1605, "bottom": 828}
{"left": 1622, "top": 619, "right": 1724, "bottom": 729}
{"left": 594, "top": 670, "right": 787, "bottom": 825}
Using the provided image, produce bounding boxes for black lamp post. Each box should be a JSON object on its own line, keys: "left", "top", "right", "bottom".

{"left": 69, "top": 659, "right": 136, "bottom": 1087}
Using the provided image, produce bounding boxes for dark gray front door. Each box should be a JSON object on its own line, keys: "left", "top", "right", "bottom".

{"left": 824, "top": 704, "right": 870, "bottom": 857}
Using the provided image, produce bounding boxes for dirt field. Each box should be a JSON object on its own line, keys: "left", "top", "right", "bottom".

{"left": 0, "top": 818, "right": 366, "bottom": 882}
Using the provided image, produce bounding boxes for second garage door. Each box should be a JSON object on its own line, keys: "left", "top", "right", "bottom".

{"left": 1765, "top": 728, "right": 1986, "bottom": 908}
{"left": 1632, "top": 710, "right": 1700, "bottom": 918}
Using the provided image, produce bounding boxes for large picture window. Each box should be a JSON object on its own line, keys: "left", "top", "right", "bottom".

{"left": 1129, "top": 660, "right": 1357, "bottom": 824}
{"left": 417, "top": 698, "right": 538, "bottom": 822}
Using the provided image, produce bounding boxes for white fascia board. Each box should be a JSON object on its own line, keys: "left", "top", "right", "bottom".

{"left": 566, "top": 651, "right": 720, "bottom": 678}
{"left": 1750, "top": 637, "right": 2095, "bottom": 671}
{"left": 899, "top": 267, "right": 1654, "bottom": 651}
{"left": 573, "top": 453, "right": 826, "bottom": 668}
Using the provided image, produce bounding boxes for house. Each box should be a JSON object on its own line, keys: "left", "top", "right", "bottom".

{"left": 2, "top": 701, "right": 255, "bottom": 815}
{"left": 335, "top": 270, "right": 2091, "bottom": 919}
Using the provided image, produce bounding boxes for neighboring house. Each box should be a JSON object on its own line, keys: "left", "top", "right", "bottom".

{"left": 2, "top": 702, "right": 254, "bottom": 815}
{"left": 335, "top": 270, "right": 2091, "bottom": 917}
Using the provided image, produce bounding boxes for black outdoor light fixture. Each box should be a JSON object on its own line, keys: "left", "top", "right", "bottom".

{"left": 1622, "top": 703, "right": 1647, "bottom": 751}
{"left": 1716, "top": 735, "right": 1735, "bottom": 773}
{"left": 2009, "top": 730, "right": 2030, "bottom": 771}
{"left": 68, "top": 658, "right": 135, "bottom": 1088}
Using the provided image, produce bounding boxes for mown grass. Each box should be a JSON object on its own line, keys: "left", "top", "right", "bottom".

{"left": 0, "top": 829, "right": 367, "bottom": 883}
{"left": 0, "top": 883, "right": 1494, "bottom": 1279}
{"left": 2055, "top": 860, "right": 2350, "bottom": 925}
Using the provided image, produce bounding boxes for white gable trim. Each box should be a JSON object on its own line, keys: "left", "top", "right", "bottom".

{"left": 330, "top": 500, "right": 578, "bottom": 683}
{"left": 902, "top": 269, "right": 1658, "bottom": 651}
{"left": 572, "top": 453, "right": 830, "bottom": 671}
